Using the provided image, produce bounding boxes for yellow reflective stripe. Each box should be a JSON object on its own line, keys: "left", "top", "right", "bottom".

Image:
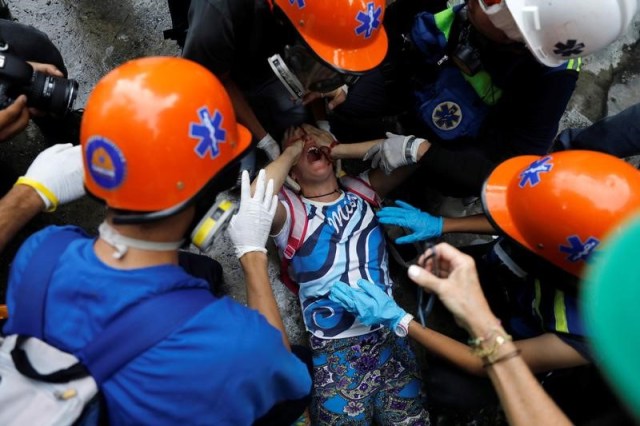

{"left": 533, "top": 279, "right": 543, "bottom": 321}
{"left": 565, "top": 58, "right": 582, "bottom": 72}
{"left": 554, "top": 289, "right": 569, "bottom": 333}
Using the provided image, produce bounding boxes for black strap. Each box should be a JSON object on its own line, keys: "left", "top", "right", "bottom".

{"left": 11, "top": 336, "right": 90, "bottom": 383}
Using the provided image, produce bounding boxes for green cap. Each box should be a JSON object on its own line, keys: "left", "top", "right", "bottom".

{"left": 583, "top": 214, "right": 640, "bottom": 421}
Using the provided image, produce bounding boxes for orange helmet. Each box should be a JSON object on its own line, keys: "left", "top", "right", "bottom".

{"left": 81, "top": 57, "right": 252, "bottom": 223}
{"left": 273, "top": 0, "right": 388, "bottom": 72}
{"left": 482, "top": 151, "right": 640, "bottom": 277}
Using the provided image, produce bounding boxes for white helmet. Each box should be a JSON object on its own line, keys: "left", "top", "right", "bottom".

{"left": 480, "top": 0, "right": 638, "bottom": 67}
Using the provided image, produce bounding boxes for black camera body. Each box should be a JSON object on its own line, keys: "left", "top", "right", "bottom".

{"left": 0, "top": 51, "right": 78, "bottom": 116}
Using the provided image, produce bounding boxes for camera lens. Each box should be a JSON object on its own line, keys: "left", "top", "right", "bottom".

{"left": 26, "top": 71, "right": 79, "bottom": 116}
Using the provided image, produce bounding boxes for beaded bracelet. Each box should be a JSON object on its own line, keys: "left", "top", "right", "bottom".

{"left": 483, "top": 349, "right": 522, "bottom": 368}
{"left": 470, "top": 333, "right": 513, "bottom": 359}
{"left": 467, "top": 321, "right": 502, "bottom": 348}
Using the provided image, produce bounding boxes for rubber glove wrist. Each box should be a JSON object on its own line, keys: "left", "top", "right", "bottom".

{"left": 406, "top": 136, "right": 426, "bottom": 164}
{"left": 315, "top": 120, "right": 333, "bottom": 136}
{"left": 377, "top": 200, "right": 443, "bottom": 244}
{"left": 329, "top": 279, "right": 407, "bottom": 331}
{"left": 227, "top": 169, "right": 278, "bottom": 258}
{"left": 257, "top": 133, "right": 281, "bottom": 162}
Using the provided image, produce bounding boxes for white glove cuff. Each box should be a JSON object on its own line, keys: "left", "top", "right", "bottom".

{"left": 257, "top": 134, "right": 276, "bottom": 149}
{"left": 394, "top": 313, "right": 414, "bottom": 337}
{"left": 405, "top": 136, "right": 426, "bottom": 164}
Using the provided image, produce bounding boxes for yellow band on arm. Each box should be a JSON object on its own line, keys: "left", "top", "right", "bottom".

{"left": 15, "top": 176, "right": 58, "bottom": 212}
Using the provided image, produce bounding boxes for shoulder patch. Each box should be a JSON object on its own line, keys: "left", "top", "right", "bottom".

{"left": 85, "top": 136, "right": 126, "bottom": 190}
{"left": 432, "top": 101, "right": 462, "bottom": 130}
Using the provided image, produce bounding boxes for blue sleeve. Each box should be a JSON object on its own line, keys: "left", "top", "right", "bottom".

{"left": 209, "top": 313, "right": 312, "bottom": 423}
{"left": 3, "top": 225, "right": 87, "bottom": 336}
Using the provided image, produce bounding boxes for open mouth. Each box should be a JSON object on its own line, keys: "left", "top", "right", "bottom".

{"left": 306, "top": 145, "right": 331, "bottom": 164}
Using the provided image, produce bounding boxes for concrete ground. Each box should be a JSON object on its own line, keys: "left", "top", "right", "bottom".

{"left": 3, "top": 0, "right": 640, "bottom": 351}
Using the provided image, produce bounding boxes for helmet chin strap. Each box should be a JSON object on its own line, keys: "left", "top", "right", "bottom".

{"left": 98, "top": 222, "right": 184, "bottom": 259}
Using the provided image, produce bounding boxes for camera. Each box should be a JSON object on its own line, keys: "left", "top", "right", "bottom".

{"left": 0, "top": 51, "right": 78, "bottom": 116}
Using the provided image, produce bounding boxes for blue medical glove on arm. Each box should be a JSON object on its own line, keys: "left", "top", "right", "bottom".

{"left": 329, "top": 279, "right": 413, "bottom": 336}
{"left": 376, "top": 200, "right": 443, "bottom": 244}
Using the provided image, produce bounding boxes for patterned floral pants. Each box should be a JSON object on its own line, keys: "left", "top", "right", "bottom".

{"left": 309, "top": 329, "right": 430, "bottom": 425}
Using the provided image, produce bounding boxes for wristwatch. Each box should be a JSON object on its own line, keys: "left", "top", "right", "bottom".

{"left": 394, "top": 313, "right": 414, "bottom": 337}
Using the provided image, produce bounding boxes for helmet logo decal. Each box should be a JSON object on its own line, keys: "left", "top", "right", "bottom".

{"left": 519, "top": 156, "right": 553, "bottom": 188}
{"left": 432, "top": 101, "right": 462, "bottom": 130}
{"left": 288, "top": 0, "right": 305, "bottom": 8}
{"left": 355, "top": 2, "right": 382, "bottom": 39}
{"left": 553, "top": 40, "right": 585, "bottom": 57}
{"left": 85, "top": 137, "right": 126, "bottom": 190}
{"left": 559, "top": 235, "right": 600, "bottom": 263}
{"left": 190, "top": 107, "right": 227, "bottom": 159}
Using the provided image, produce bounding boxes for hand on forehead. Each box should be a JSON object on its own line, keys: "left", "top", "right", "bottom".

{"left": 283, "top": 126, "right": 308, "bottom": 149}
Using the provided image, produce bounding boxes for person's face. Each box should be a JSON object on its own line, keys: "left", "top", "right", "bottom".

{"left": 467, "top": 0, "right": 512, "bottom": 44}
{"left": 284, "top": 126, "right": 335, "bottom": 184}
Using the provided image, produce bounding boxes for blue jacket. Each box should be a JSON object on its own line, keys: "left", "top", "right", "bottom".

{"left": 4, "top": 225, "right": 312, "bottom": 425}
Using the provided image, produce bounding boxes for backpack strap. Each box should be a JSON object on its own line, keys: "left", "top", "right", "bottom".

{"left": 339, "top": 175, "right": 381, "bottom": 208}
{"left": 79, "top": 288, "right": 212, "bottom": 385}
{"left": 278, "top": 187, "right": 308, "bottom": 295}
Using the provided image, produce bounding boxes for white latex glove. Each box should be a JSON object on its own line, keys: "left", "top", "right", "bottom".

{"left": 363, "top": 132, "right": 427, "bottom": 175}
{"left": 257, "top": 133, "right": 281, "bottom": 162}
{"left": 227, "top": 169, "right": 278, "bottom": 258}
{"left": 15, "top": 143, "right": 85, "bottom": 212}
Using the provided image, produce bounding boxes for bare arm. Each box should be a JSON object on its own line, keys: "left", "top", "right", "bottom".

{"left": 442, "top": 214, "right": 496, "bottom": 234}
{"left": 408, "top": 321, "right": 587, "bottom": 377}
{"left": 368, "top": 142, "right": 430, "bottom": 198}
{"left": 408, "top": 243, "right": 572, "bottom": 426}
{"left": 241, "top": 251, "right": 290, "bottom": 350}
{"left": 250, "top": 141, "right": 303, "bottom": 235}
{"left": 0, "top": 185, "right": 44, "bottom": 253}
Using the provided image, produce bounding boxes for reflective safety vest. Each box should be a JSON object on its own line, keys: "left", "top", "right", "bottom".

{"left": 410, "top": 6, "right": 581, "bottom": 141}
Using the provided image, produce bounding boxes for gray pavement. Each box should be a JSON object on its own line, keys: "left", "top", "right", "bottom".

{"left": 3, "top": 0, "right": 640, "bottom": 346}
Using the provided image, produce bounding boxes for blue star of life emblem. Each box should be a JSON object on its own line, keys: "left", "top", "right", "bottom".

{"left": 553, "top": 39, "right": 585, "bottom": 57}
{"left": 519, "top": 156, "right": 553, "bottom": 188}
{"left": 559, "top": 235, "right": 599, "bottom": 263}
{"left": 432, "top": 101, "right": 462, "bottom": 130}
{"left": 355, "top": 2, "right": 382, "bottom": 39}
{"left": 288, "top": 0, "right": 305, "bottom": 8}
{"left": 190, "top": 107, "right": 227, "bottom": 159}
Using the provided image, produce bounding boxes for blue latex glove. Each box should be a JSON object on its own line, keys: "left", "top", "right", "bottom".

{"left": 329, "top": 279, "right": 406, "bottom": 330}
{"left": 376, "top": 200, "right": 443, "bottom": 244}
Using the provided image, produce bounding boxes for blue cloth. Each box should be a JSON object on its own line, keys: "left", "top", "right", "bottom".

{"left": 554, "top": 103, "right": 640, "bottom": 158}
{"left": 4, "top": 225, "right": 312, "bottom": 425}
